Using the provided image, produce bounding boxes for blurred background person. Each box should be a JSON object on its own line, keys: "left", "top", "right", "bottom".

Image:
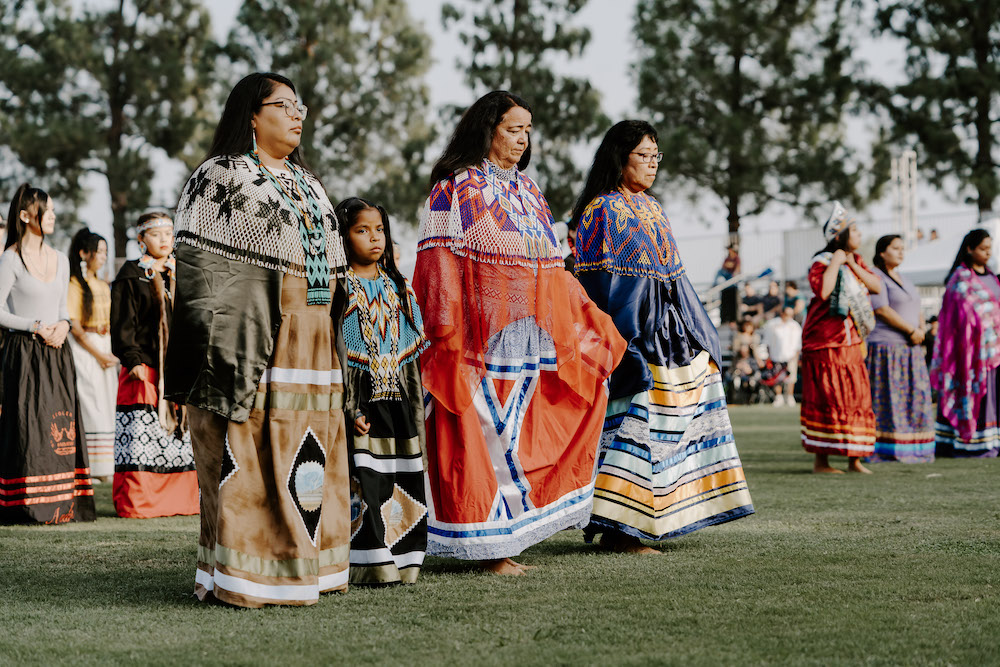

{"left": 783, "top": 280, "right": 807, "bottom": 322}
{"left": 763, "top": 306, "right": 802, "bottom": 406}
{"left": 717, "top": 243, "right": 741, "bottom": 323}
{"left": 741, "top": 282, "right": 764, "bottom": 321}
{"left": 714, "top": 242, "right": 740, "bottom": 286}
{"left": 761, "top": 280, "right": 783, "bottom": 321}
{"left": 0, "top": 184, "right": 95, "bottom": 524}
{"left": 728, "top": 344, "right": 762, "bottom": 404}
{"left": 931, "top": 229, "right": 1000, "bottom": 458}
{"left": 866, "top": 234, "right": 934, "bottom": 463}
{"left": 731, "top": 318, "right": 761, "bottom": 356}
{"left": 924, "top": 315, "right": 938, "bottom": 368}
{"left": 68, "top": 229, "right": 118, "bottom": 483}
{"left": 800, "top": 202, "right": 881, "bottom": 474}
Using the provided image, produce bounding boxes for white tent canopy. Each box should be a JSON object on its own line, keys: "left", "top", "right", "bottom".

{"left": 897, "top": 218, "right": 1000, "bottom": 287}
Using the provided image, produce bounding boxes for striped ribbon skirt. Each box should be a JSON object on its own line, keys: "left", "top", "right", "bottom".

{"left": 590, "top": 351, "right": 754, "bottom": 541}
{"left": 0, "top": 331, "right": 95, "bottom": 524}
{"left": 800, "top": 345, "right": 876, "bottom": 458}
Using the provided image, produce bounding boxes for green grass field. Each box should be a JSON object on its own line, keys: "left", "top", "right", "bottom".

{"left": 2, "top": 406, "right": 998, "bottom": 666}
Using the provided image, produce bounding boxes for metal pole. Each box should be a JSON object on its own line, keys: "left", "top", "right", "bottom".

{"left": 905, "top": 150, "right": 917, "bottom": 249}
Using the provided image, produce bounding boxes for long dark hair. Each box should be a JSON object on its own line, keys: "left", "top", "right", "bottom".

{"left": 204, "top": 72, "right": 310, "bottom": 171}
{"left": 430, "top": 91, "right": 533, "bottom": 186}
{"left": 569, "top": 120, "right": 658, "bottom": 231}
{"left": 334, "top": 197, "right": 417, "bottom": 330}
{"left": 68, "top": 228, "right": 107, "bottom": 324}
{"left": 5, "top": 183, "right": 50, "bottom": 267}
{"left": 946, "top": 228, "right": 992, "bottom": 283}
{"left": 872, "top": 234, "right": 901, "bottom": 274}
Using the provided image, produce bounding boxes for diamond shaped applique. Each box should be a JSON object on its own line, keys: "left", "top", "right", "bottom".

{"left": 287, "top": 428, "right": 327, "bottom": 545}
{"left": 350, "top": 475, "right": 367, "bottom": 541}
{"left": 380, "top": 485, "right": 427, "bottom": 548}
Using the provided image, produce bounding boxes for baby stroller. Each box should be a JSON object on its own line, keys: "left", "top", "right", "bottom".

{"left": 756, "top": 359, "right": 789, "bottom": 405}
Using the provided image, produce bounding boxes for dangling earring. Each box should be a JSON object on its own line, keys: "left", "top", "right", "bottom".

{"left": 138, "top": 240, "right": 147, "bottom": 256}
{"left": 251, "top": 128, "right": 259, "bottom": 156}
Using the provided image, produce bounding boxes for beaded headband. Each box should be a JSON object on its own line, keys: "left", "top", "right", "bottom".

{"left": 823, "top": 201, "right": 854, "bottom": 242}
{"left": 137, "top": 215, "right": 173, "bottom": 234}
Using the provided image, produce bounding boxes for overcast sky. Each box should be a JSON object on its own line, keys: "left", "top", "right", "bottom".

{"left": 77, "top": 0, "right": 979, "bottom": 261}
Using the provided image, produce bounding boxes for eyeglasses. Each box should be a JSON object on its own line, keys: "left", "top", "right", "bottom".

{"left": 260, "top": 99, "right": 308, "bottom": 119}
{"left": 631, "top": 152, "right": 663, "bottom": 164}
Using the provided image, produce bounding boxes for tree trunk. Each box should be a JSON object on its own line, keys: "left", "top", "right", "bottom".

{"left": 726, "top": 31, "right": 744, "bottom": 240}
{"left": 107, "top": 105, "right": 127, "bottom": 257}
{"left": 973, "top": 0, "right": 995, "bottom": 218}
{"left": 109, "top": 0, "right": 128, "bottom": 258}
{"left": 510, "top": 0, "right": 525, "bottom": 87}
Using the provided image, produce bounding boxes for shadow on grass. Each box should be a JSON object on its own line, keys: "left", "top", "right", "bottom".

{"left": 5, "top": 563, "right": 201, "bottom": 609}
{"left": 745, "top": 467, "right": 815, "bottom": 475}
{"left": 419, "top": 529, "right": 699, "bottom": 574}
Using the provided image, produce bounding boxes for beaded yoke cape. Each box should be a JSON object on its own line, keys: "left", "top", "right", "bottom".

{"left": 173, "top": 155, "right": 346, "bottom": 275}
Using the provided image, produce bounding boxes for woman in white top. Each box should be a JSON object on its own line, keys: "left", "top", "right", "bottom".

{"left": 0, "top": 184, "right": 95, "bottom": 524}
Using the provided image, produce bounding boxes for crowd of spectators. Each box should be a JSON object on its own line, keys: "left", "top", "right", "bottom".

{"left": 723, "top": 276, "right": 939, "bottom": 406}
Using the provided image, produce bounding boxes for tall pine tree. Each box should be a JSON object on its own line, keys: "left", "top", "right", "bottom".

{"left": 0, "top": 0, "right": 216, "bottom": 253}
{"left": 874, "top": 0, "right": 1000, "bottom": 218}
{"left": 634, "top": 0, "right": 878, "bottom": 239}
{"left": 442, "top": 0, "right": 609, "bottom": 218}
{"left": 226, "top": 0, "right": 434, "bottom": 223}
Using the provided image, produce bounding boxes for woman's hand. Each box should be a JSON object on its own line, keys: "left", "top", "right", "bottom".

{"left": 36, "top": 324, "right": 58, "bottom": 345}
{"left": 48, "top": 320, "right": 70, "bottom": 348}
{"left": 908, "top": 327, "right": 926, "bottom": 345}
{"left": 354, "top": 414, "right": 371, "bottom": 436}
{"left": 831, "top": 249, "right": 848, "bottom": 266}
{"left": 128, "top": 365, "right": 147, "bottom": 381}
{"left": 98, "top": 352, "right": 119, "bottom": 370}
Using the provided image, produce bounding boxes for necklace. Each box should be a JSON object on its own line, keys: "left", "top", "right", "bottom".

{"left": 245, "top": 150, "right": 331, "bottom": 306}
{"left": 23, "top": 244, "right": 51, "bottom": 279}
{"left": 486, "top": 159, "right": 518, "bottom": 182}
{"left": 258, "top": 162, "right": 314, "bottom": 231}
{"left": 348, "top": 266, "right": 401, "bottom": 401}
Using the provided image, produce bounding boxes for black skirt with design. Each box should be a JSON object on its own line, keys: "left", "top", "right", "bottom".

{"left": 0, "top": 331, "right": 95, "bottom": 524}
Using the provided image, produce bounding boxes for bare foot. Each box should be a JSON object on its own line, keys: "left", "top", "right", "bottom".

{"left": 599, "top": 532, "right": 662, "bottom": 555}
{"left": 813, "top": 453, "right": 844, "bottom": 474}
{"left": 480, "top": 559, "right": 526, "bottom": 576}
{"left": 504, "top": 557, "right": 537, "bottom": 570}
{"left": 848, "top": 458, "right": 873, "bottom": 474}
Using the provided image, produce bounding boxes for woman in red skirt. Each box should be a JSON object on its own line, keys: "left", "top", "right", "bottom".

{"left": 800, "top": 202, "right": 882, "bottom": 473}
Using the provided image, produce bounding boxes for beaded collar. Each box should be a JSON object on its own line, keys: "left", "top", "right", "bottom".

{"left": 486, "top": 160, "right": 518, "bottom": 182}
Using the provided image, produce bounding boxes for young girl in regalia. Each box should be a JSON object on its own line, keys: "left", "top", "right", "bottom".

{"left": 67, "top": 229, "right": 118, "bottom": 483}
{"left": 110, "top": 213, "right": 198, "bottom": 518}
{"left": 335, "top": 197, "right": 429, "bottom": 585}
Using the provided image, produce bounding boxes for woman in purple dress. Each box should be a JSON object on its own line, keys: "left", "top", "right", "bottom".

{"left": 866, "top": 235, "right": 934, "bottom": 462}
